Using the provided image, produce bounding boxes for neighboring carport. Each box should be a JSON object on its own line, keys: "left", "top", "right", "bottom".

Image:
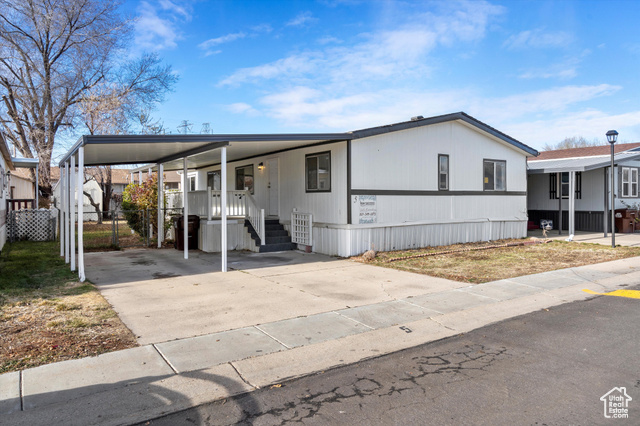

{"left": 527, "top": 150, "right": 640, "bottom": 237}
{"left": 58, "top": 132, "right": 349, "bottom": 281}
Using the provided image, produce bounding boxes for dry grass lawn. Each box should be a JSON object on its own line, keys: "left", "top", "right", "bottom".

{"left": 358, "top": 239, "right": 640, "bottom": 283}
{"left": 0, "top": 241, "right": 137, "bottom": 374}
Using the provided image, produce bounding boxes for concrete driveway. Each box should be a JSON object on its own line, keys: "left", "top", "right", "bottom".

{"left": 86, "top": 249, "right": 465, "bottom": 345}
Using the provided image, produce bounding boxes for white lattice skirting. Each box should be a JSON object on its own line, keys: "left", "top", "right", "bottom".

{"left": 8, "top": 210, "right": 56, "bottom": 242}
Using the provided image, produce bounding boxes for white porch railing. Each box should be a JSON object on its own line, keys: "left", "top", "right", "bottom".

{"left": 291, "top": 210, "right": 312, "bottom": 246}
{"left": 171, "top": 189, "right": 265, "bottom": 246}
{"left": 245, "top": 192, "right": 265, "bottom": 245}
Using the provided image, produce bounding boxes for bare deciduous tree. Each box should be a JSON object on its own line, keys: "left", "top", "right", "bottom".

{"left": 0, "top": 0, "right": 127, "bottom": 200}
{"left": 543, "top": 136, "right": 602, "bottom": 151}
{"left": 78, "top": 53, "right": 177, "bottom": 220}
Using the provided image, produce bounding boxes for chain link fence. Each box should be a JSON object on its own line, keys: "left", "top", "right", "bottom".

{"left": 80, "top": 208, "right": 183, "bottom": 251}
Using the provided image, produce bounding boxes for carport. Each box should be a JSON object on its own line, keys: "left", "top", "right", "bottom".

{"left": 58, "top": 132, "right": 348, "bottom": 281}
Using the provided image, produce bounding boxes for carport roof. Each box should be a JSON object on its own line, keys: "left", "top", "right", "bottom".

{"left": 59, "top": 133, "right": 351, "bottom": 169}
{"left": 527, "top": 151, "right": 640, "bottom": 174}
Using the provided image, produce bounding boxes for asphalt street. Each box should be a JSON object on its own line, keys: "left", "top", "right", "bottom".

{"left": 142, "top": 284, "right": 640, "bottom": 426}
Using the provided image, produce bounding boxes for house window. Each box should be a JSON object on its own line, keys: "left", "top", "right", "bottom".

{"left": 483, "top": 159, "right": 506, "bottom": 191}
{"left": 188, "top": 176, "right": 196, "bottom": 191}
{"left": 306, "top": 152, "right": 331, "bottom": 192}
{"left": 438, "top": 154, "right": 449, "bottom": 190}
{"left": 235, "top": 165, "right": 254, "bottom": 194}
{"left": 207, "top": 171, "right": 221, "bottom": 190}
{"left": 549, "top": 172, "right": 582, "bottom": 199}
{"left": 621, "top": 167, "right": 639, "bottom": 198}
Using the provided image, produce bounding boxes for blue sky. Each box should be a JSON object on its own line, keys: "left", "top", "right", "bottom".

{"left": 118, "top": 0, "right": 640, "bottom": 152}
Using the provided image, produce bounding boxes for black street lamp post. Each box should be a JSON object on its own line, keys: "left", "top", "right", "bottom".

{"left": 607, "top": 130, "right": 619, "bottom": 248}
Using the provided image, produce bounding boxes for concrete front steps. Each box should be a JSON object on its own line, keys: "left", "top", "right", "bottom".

{"left": 245, "top": 218, "right": 296, "bottom": 253}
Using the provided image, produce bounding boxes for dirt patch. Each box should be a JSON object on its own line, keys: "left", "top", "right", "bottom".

{"left": 0, "top": 284, "right": 137, "bottom": 374}
{"left": 356, "top": 239, "right": 640, "bottom": 283}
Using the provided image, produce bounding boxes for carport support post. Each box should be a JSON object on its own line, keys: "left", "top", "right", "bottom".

{"left": 604, "top": 168, "right": 608, "bottom": 237}
{"left": 557, "top": 173, "right": 562, "bottom": 235}
{"left": 157, "top": 163, "right": 163, "bottom": 248}
{"left": 78, "top": 147, "right": 85, "bottom": 282}
{"left": 183, "top": 157, "right": 188, "bottom": 260}
{"left": 35, "top": 164, "right": 38, "bottom": 209}
{"left": 569, "top": 171, "right": 575, "bottom": 235}
{"left": 70, "top": 154, "right": 76, "bottom": 272}
{"left": 65, "top": 161, "right": 70, "bottom": 264}
{"left": 60, "top": 165, "right": 65, "bottom": 257}
{"left": 221, "top": 146, "right": 227, "bottom": 272}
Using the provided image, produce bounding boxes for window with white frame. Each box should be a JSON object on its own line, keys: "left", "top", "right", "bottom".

{"left": 207, "top": 170, "right": 221, "bottom": 190}
{"left": 483, "top": 159, "right": 506, "bottom": 191}
{"left": 188, "top": 175, "right": 196, "bottom": 191}
{"left": 621, "top": 167, "right": 639, "bottom": 198}
{"left": 306, "top": 151, "right": 331, "bottom": 192}
{"left": 438, "top": 154, "right": 449, "bottom": 190}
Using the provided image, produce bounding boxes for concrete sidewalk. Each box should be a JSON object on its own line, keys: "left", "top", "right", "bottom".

{"left": 2, "top": 256, "right": 640, "bottom": 425}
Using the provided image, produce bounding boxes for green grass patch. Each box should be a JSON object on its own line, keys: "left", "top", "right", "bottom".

{"left": 0, "top": 241, "right": 78, "bottom": 301}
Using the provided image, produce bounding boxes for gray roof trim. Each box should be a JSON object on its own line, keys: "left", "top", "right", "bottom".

{"left": 527, "top": 151, "right": 640, "bottom": 174}
{"left": 11, "top": 157, "right": 39, "bottom": 168}
{"left": 154, "top": 141, "right": 230, "bottom": 164}
{"left": 349, "top": 112, "right": 539, "bottom": 157}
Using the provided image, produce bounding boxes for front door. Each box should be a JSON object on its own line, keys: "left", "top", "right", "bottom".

{"left": 267, "top": 158, "right": 279, "bottom": 217}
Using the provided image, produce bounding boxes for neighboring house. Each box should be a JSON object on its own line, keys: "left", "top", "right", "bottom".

{"left": 51, "top": 177, "right": 103, "bottom": 221}
{"left": 0, "top": 134, "right": 14, "bottom": 252}
{"left": 527, "top": 143, "right": 640, "bottom": 232}
{"left": 181, "top": 112, "right": 538, "bottom": 256}
{"left": 131, "top": 167, "right": 182, "bottom": 190}
{"left": 7, "top": 173, "right": 34, "bottom": 200}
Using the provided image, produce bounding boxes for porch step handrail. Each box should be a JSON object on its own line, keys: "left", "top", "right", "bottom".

{"left": 245, "top": 192, "right": 265, "bottom": 245}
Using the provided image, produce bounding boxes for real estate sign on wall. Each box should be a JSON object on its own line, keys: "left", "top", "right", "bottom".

{"left": 357, "top": 195, "right": 377, "bottom": 224}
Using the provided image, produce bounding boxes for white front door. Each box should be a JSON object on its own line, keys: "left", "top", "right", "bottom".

{"left": 267, "top": 158, "right": 279, "bottom": 217}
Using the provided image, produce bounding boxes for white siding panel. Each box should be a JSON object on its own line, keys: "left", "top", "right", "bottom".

{"left": 352, "top": 121, "right": 528, "bottom": 192}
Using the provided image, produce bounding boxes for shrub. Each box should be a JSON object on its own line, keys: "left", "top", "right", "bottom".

{"left": 122, "top": 174, "right": 170, "bottom": 239}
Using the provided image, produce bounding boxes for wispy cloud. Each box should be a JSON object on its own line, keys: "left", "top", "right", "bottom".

{"left": 158, "top": 0, "right": 192, "bottom": 21}
{"left": 220, "top": 1, "right": 504, "bottom": 87}
{"left": 199, "top": 32, "right": 247, "bottom": 56}
{"left": 503, "top": 28, "right": 574, "bottom": 50}
{"left": 286, "top": 11, "right": 316, "bottom": 27}
{"left": 317, "top": 36, "right": 342, "bottom": 45}
{"left": 227, "top": 102, "right": 260, "bottom": 116}
{"left": 134, "top": 1, "right": 191, "bottom": 51}
{"left": 221, "top": 0, "right": 506, "bottom": 128}
{"left": 198, "top": 25, "right": 272, "bottom": 56}
{"left": 518, "top": 50, "right": 590, "bottom": 80}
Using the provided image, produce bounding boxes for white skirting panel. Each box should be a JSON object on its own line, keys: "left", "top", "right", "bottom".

{"left": 308, "top": 220, "right": 527, "bottom": 258}
{"left": 198, "top": 219, "right": 255, "bottom": 252}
